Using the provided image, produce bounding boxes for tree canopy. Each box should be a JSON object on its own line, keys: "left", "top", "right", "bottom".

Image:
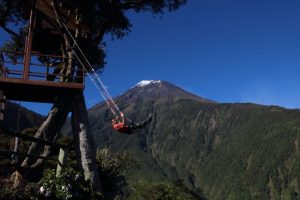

{"left": 0, "top": 0, "right": 187, "bottom": 71}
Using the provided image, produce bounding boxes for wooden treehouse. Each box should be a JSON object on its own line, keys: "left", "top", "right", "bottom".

{"left": 0, "top": 0, "right": 87, "bottom": 104}
{"left": 0, "top": 0, "right": 90, "bottom": 184}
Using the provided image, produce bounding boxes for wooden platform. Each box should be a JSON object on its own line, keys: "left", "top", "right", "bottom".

{"left": 0, "top": 50, "right": 85, "bottom": 103}
{"left": 0, "top": 0, "right": 87, "bottom": 103}
{"left": 0, "top": 77, "right": 83, "bottom": 103}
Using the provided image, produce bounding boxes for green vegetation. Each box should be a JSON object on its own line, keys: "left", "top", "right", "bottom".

{"left": 0, "top": 141, "right": 201, "bottom": 200}
{"left": 0, "top": 187, "right": 33, "bottom": 200}
{"left": 86, "top": 81, "right": 300, "bottom": 200}
{"left": 4, "top": 83, "right": 300, "bottom": 199}
{"left": 36, "top": 168, "right": 96, "bottom": 200}
{"left": 129, "top": 180, "right": 205, "bottom": 200}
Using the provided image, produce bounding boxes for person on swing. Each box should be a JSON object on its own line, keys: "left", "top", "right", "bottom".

{"left": 112, "top": 112, "right": 152, "bottom": 134}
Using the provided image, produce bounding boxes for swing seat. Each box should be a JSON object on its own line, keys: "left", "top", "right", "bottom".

{"left": 112, "top": 118, "right": 133, "bottom": 134}
{"left": 111, "top": 112, "right": 152, "bottom": 134}
{"left": 111, "top": 112, "right": 133, "bottom": 134}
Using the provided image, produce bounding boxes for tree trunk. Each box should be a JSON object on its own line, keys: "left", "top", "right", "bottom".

{"left": 71, "top": 92, "right": 102, "bottom": 193}
{"left": 17, "top": 93, "right": 103, "bottom": 193}
{"left": 21, "top": 95, "right": 72, "bottom": 169}
{"left": 18, "top": 2, "right": 102, "bottom": 191}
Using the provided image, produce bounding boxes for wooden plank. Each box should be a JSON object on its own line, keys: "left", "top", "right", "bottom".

{"left": 0, "top": 150, "right": 57, "bottom": 161}
{"left": 0, "top": 77, "right": 84, "bottom": 103}
{"left": 0, "top": 77, "right": 84, "bottom": 89}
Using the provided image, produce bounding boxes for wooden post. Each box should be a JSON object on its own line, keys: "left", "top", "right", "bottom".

{"left": 56, "top": 148, "right": 68, "bottom": 177}
{"left": 46, "top": 64, "right": 49, "bottom": 80}
{"left": 12, "top": 171, "right": 23, "bottom": 188}
{"left": 0, "top": 90, "right": 6, "bottom": 122}
{"left": 72, "top": 93, "right": 102, "bottom": 192}
{"left": 23, "top": 0, "right": 37, "bottom": 80}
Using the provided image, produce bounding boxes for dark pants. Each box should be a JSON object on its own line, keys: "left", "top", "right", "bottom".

{"left": 129, "top": 113, "right": 152, "bottom": 133}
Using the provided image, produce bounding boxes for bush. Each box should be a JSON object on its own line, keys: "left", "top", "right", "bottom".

{"left": 34, "top": 168, "right": 97, "bottom": 200}
{"left": 0, "top": 178, "right": 39, "bottom": 200}
{"left": 96, "top": 148, "right": 139, "bottom": 199}
{"left": 0, "top": 187, "right": 33, "bottom": 200}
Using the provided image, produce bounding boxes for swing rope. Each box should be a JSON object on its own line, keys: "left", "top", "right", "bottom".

{"left": 51, "top": 0, "right": 122, "bottom": 118}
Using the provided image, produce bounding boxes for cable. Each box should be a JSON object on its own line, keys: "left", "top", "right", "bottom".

{"left": 51, "top": 0, "right": 121, "bottom": 117}
{"left": 61, "top": 24, "right": 121, "bottom": 115}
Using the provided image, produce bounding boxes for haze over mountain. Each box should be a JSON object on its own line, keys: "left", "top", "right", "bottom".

{"left": 3, "top": 80, "right": 300, "bottom": 199}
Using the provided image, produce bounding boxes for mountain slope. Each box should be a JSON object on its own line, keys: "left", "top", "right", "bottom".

{"left": 87, "top": 80, "right": 300, "bottom": 200}
{"left": 2, "top": 101, "right": 44, "bottom": 131}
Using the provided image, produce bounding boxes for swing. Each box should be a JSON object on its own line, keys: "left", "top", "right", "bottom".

{"left": 51, "top": 0, "right": 151, "bottom": 134}
{"left": 111, "top": 113, "right": 131, "bottom": 134}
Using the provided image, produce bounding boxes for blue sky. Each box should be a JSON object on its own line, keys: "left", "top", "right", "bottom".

{"left": 1, "top": 0, "right": 300, "bottom": 115}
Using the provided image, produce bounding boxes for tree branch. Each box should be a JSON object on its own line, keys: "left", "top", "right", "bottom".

{"left": 94, "top": 30, "right": 105, "bottom": 46}
{"left": 120, "top": 0, "right": 144, "bottom": 10}
{"left": 0, "top": 25, "right": 22, "bottom": 40}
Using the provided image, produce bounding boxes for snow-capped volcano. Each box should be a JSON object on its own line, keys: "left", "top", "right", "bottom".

{"left": 134, "top": 80, "right": 162, "bottom": 88}
{"left": 125, "top": 80, "right": 214, "bottom": 104}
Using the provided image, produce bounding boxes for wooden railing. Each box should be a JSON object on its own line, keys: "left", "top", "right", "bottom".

{"left": 0, "top": 126, "right": 69, "bottom": 178}
{"left": 0, "top": 50, "right": 85, "bottom": 85}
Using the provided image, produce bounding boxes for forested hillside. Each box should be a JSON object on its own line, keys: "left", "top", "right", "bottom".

{"left": 86, "top": 80, "right": 300, "bottom": 200}
{"left": 2, "top": 80, "right": 300, "bottom": 199}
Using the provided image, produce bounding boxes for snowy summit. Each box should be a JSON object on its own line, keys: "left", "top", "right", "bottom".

{"left": 134, "top": 80, "right": 161, "bottom": 88}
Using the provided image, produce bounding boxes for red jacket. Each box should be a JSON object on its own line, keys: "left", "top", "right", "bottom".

{"left": 112, "top": 120, "right": 133, "bottom": 134}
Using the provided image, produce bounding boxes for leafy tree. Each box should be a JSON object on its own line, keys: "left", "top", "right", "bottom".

{"left": 36, "top": 168, "right": 98, "bottom": 200}
{"left": 96, "top": 148, "right": 139, "bottom": 199}
{"left": 0, "top": 0, "right": 187, "bottom": 193}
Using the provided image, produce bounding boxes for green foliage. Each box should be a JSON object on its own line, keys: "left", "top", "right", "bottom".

{"left": 0, "top": 1, "right": 25, "bottom": 27}
{"left": 0, "top": 187, "right": 33, "bottom": 200}
{"left": 3, "top": 102, "right": 43, "bottom": 131}
{"left": 36, "top": 168, "right": 95, "bottom": 200}
{"left": 87, "top": 83, "right": 300, "bottom": 200}
{"left": 55, "top": 136, "right": 78, "bottom": 169}
{"left": 128, "top": 180, "right": 201, "bottom": 200}
{"left": 8, "top": 82, "right": 300, "bottom": 199}
{"left": 18, "top": 127, "right": 39, "bottom": 153}
{"left": 96, "top": 148, "right": 139, "bottom": 199}
{"left": 97, "top": 148, "right": 139, "bottom": 177}
{"left": 0, "top": 178, "right": 39, "bottom": 200}
{"left": 1, "top": 0, "right": 187, "bottom": 71}
{"left": 0, "top": 168, "right": 100, "bottom": 200}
